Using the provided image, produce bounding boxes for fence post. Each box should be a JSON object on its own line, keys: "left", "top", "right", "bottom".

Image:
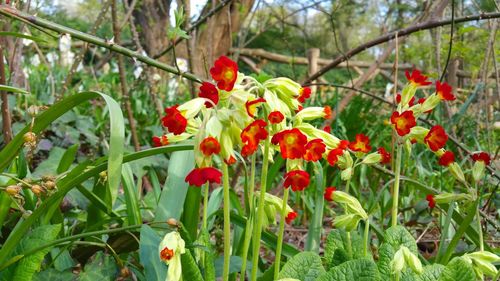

{"left": 307, "top": 48, "right": 320, "bottom": 102}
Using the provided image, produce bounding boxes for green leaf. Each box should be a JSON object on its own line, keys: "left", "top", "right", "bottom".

{"left": 417, "top": 264, "right": 445, "bottom": 281}
{"left": 0, "top": 224, "right": 61, "bottom": 281}
{"left": 32, "top": 147, "right": 65, "bottom": 177}
{"left": 0, "top": 84, "right": 30, "bottom": 94}
{"left": 121, "top": 163, "right": 142, "bottom": 225}
{"left": 56, "top": 144, "right": 79, "bottom": 173}
{"left": 0, "top": 31, "right": 47, "bottom": 43}
{"left": 33, "top": 268, "right": 75, "bottom": 281}
{"left": 181, "top": 250, "right": 203, "bottom": 281}
{"left": 324, "top": 229, "right": 365, "bottom": 268}
{"left": 139, "top": 225, "right": 167, "bottom": 281}
{"left": 376, "top": 243, "right": 395, "bottom": 279}
{"left": 437, "top": 258, "right": 475, "bottom": 281}
{"left": 317, "top": 259, "right": 380, "bottom": 281}
{"left": 278, "top": 252, "right": 325, "bottom": 281}
{"left": 305, "top": 161, "right": 325, "bottom": 252}
{"left": 155, "top": 151, "right": 194, "bottom": 222}
{"left": 384, "top": 225, "right": 418, "bottom": 254}
{"left": 79, "top": 252, "right": 118, "bottom": 281}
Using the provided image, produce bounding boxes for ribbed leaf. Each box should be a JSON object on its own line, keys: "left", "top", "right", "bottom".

{"left": 79, "top": 252, "right": 118, "bottom": 281}
{"left": 384, "top": 226, "right": 418, "bottom": 254}
{"left": 324, "top": 229, "right": 365, "bottom": 268}
{"left": 437, "top": 258, "right": 475, "bottom": 281}
{"left": 278, "top": 252, "right": 325, "bottom": 281}
{"left": 417, "top": 264, "right": 445, "bottom": 281}
{"left": 33, "top": 268, "right": 75, "bottom": 281}
{"left": 317, "top": 259, "right": 380, "bottom": 281}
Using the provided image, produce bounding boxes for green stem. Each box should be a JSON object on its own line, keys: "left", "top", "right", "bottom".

{"left": 305, "top": 162, "right": 325, "bottom": 252}
{"left": 222, "top": 162, "right": 231, "bottom": 281}
{"left": 346, "top": 232, "right": 353, "bottom": 257}
{"left": 274, "top": 187, "right": 289, "bottom": 280}
{"left": 391, "top": 145, "right": 403, "bottom": 227}
{"left": 240, "top": 154, "right": 256, "bottom": 279}
{"left": 475, "top": 183, "right": 484, "bottom": 252}
{"left": 202, "top": 182, "right": 209, "bottom": 230}
{"left": 345, "top": 176, "right": 351, "bottom": 193}
{"left": 250, "top": 136, "right": 270, "bottom": 281}
{"left": 363, "top": 219, "right": 370, "bottom": 256}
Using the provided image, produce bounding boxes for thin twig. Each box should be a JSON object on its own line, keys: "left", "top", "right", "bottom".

{"left": 440, "top": 0, "right": 455, "bottom": 82}
{"left": 0, "top": 45, "right": 12, "bottom": 144}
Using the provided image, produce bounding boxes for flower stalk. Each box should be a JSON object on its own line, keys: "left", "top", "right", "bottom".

{"left": 363, "top": 219, "right": 370, "bottom": 256}
{"left": 240, "top": 154, "right": 256, "bottom": 279}
{"left": 273, "top": 186, "right": 289, "bottom": 280}
{"left": 391, "top": 145, "right": 403, "bottom": 227}
{"left": 222, "top": 162, "right": 231, "bottom": 281}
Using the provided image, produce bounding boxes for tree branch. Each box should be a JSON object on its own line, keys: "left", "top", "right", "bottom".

{"left": 0, "top": 4, "right": 203, "bottom": 83}
{"left": 303, "top": 12, "right": 500, "bottom": 84}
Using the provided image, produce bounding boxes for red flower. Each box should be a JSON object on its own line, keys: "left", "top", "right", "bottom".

{"left": 224, "top": 155, "right": 237, "bottom": 165}
{"left": 436, "top": 81, "right": 455, "bottom": 101}
{"left": 348, "top": 134, "right": 371, "bottom": 153}
{"left": 323, "top": 126, "right": 331, "bottom": 133}
{"left": 210, "top": 55, "right": 238, "bottom": 91}
{"left": 245, "top": 98, "right": 266, "bottom": 118}
{"left": 241, "top": 119, "right": 268, "bottom": 157}
{"left": 378, "top": 147, "right": 391, "bottom": 164}
{"left": 295, "top": 105, "right": 303, "bottom": 113}
{"left": 327, "top": 148, "right": 344, "bottom": 166}
{"left": 405, "top": 69, "right": 432, "bottom": 86}
{"left": 284, "top": 170, "right": 310, "bottom": 191}
{"left": 285, "top": 211, "right": 298, "bottom": 224}
{"left": 338, "top": 140, "right": 350, "bottom": 150}
{"left": 390, "top": 111, "right": 416, "bottom": 136}
{"left": 297, "top": 87, "right": 311, "bottom": 103}
{"left": 200, "top": 137, "right": 221, "bottom": 156}
{"left": 198, "top": 82, "right": 219, "bottom": 108}
{"left": 471, "top": 152, "right": 491, "bottom": 166}
{"left": 426, "top": 194, "right": 436, "bottom": 209}
{"left": 162, "top": 105, "right": 188, "bottom": 135}
{"left": 271, "top": 128, "right": 308, "bottom": 159}
{"left": 303, "top": 139, "right": 326, "bottom": 162}
{"left": 418, "top": 98, "right": 432, "bottom": 114}
{"left": 152, "top": 135, "right": 169, "bottom": 147}
{"left": 160, "top": 247, "right": 174, "bottom": 261}
{"left": 324, "top": 186, "right": 336, "bottom": 201}
{"left": 424, "top": 125, "right": 448, "bottom": 151}
{"left": 396, "top": 94, "right": 415, "bottom": 106}
{"left": 185, "top": 167, "right": 223, "bottom": 187}
{"left": 268, "top": 111, "right": 285, "bottom": 124}
{"left": 324, "top": 106, "right": 332, "bottom": 119}
{"left": 438, "top": 151, "right": 454, "bottom": 166}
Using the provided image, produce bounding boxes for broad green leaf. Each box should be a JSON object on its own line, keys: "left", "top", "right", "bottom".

{"left": 214, "top": 256, "right": 244, "bottom": 278}
{"left": 181, "top": 250, "right": 203, "bottom": 281}
{"left": 324, "top": 229, "right": 365, "bottom": 268}
{"left": 33, "top": 268, "right": 75, "bottom": 281}
{"left": 316, "top": 258, "right": 380, "bottom": 281}
{"left": 417, "top": 264, "right": 445, "bottom": 281}
{"left": 437, "top": 258, "right": 475, "bottom": 281}
{"left": 384, "top": 226, "right": 418, "bottom": 254}
{"left": 79, "top": 252, "right": 118, "bottom": 281}
{"left": 56, "top": 144, "right": 79, "bottom": 173}
{"left": 377, "top": 243, "right": 396, "bottom": 279}
{"left": 278, "top": 252, "right": 325, "bottom": 281}
{"left": 155, "top": 151, "right": 194, "bottom": 222}
{"left": 32, "top": 147, "right": 65, "bottom": 177}
{"left": 0, "top": 84, "right": 29, "bottom": 94}
{"left": 139, "top": 225, "right": 167, "bottom": 281}
{"left": 50, "top": 248, "right": 75, "bottom": 272}
{"left": 0, "top": 224, "right": 61, "bottom": 281}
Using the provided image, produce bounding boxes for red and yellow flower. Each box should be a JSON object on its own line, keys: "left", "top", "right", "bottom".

{"left": 160, "top": 247, "right": 174, "bottom": 261}
{"left": 436, "top": 81, "right": 455, "bottom": 101}
{"left": 378, "top": 147, "right": 391, "bottom": 164}
{"left": 424, "top": 125, "right": 448, "bottom": 151}
{"left": 152, "top": 135, "right": 169, "bottom": 147}
{"left": 297, "top": 87, "right": 311, "bottom": 103}
{"left": 303, "top": 139, "right": 326, "bottom": 162}
{"left": 285, "top": 211, "right": 298, "bottom": 224}
{"left": 198, "top": 82, "right": 219, "bottom": 108}
{"left": 324, "top": 186, "right": 336, "bottom": 201}
{"left": 185, "top": 167, "right": 223, "bottom": 187}
{"left": 245, "top": 98, "right": 266, "bottom": 118}
{"left": 268, "top": 111, "right": 285, "bottom": 124}
{"left": 210, "top": 55, "right": 238, "bottom": 91}
{"left": 241, "top": 119, "right": 268, "bottom": 157}
{"left": 471, "top": 152, "right": 490, "bottom": 166}
{"left": 327, "top": 148, "right": 344, "bottom": 166}
{"left": 162, "top": 105, "right": 188, "bottom": 135}
{"left": 199, "top": 137, "right": 221, "bottom": 156}
{"left": 426, "top": 194, "right": 436, "bottom": 209}
{"left": 391, "top": 110, "right": 416, "bottom": 136}
{"left": 348, "top": 134, "right": 371, "bottom": 153}
{"left": 284, "top": 170, "right": 310, "bottom": 191}
{"left": 271, "top": 128, "right": 308, "bottom": 159}
{"left": 405, "top": 69, "right": 432, "bottom": 87}
{"left": 438, "top": 151, "right": 454, "bottom": 166}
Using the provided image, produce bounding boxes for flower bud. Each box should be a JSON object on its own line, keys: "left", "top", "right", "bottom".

{"left": 23, "top": 132, "right": 37, "bottom": 143}
{"left": 449, "top": 162, "right": 465, "bottom": 183}
{"left": 295, "top": 123, "right": 341, "bottom": 149}
{"left": 391, "top": 248, "right": 405, "bottom": 274}
{"left": 333, "top": 214, "right": 361, "bottom": 231}
{"left": 341, "top": 167, "right": 352, "bottom": 181}
{"left": 5, "top": 185, "right": 21, "bottom": 196}
{"left": 337, "top": 150, "right": 353, "bottom": 170}
{"left": 472, "top": 160, "right": 485, "bottom": 182}
{"left": 433, "top": 193, "right": 472, "bottom": 204}
{"left": 178, "top": 98, "right": 206, "bottom": 119}
{"left": 333, "top": 191, "right": 368, "bottom": 219}
{"left": 468, "top": 251, "right": 500, "bottom": 263}
{"left": 399, "top": 84, "right": 417, "bottom": 109}
{"left": 31, "top": 184, "right": 44, "bottom": 196}
{"left": 167, "top": 218, "right": 179, "bottom": 227}
{"left": 361, "top": 152, "right": 382, "bottom": 165}
{"left": 27, "top": 105, "right": 39, "bottom": 117}
{"left": 43, "top": 181, "right": 56, "bottom": 190}
{"left": 407, "top": 126, "right": 429, "bottom": 144}
{"left": 418, "top": 94, "right": 441, "bottom": 114}
{"left": 402, "top": 246, "right": 423, "bottom": 274}
{"left": 294, "top": 106, "right": 331, "bottom": 122}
